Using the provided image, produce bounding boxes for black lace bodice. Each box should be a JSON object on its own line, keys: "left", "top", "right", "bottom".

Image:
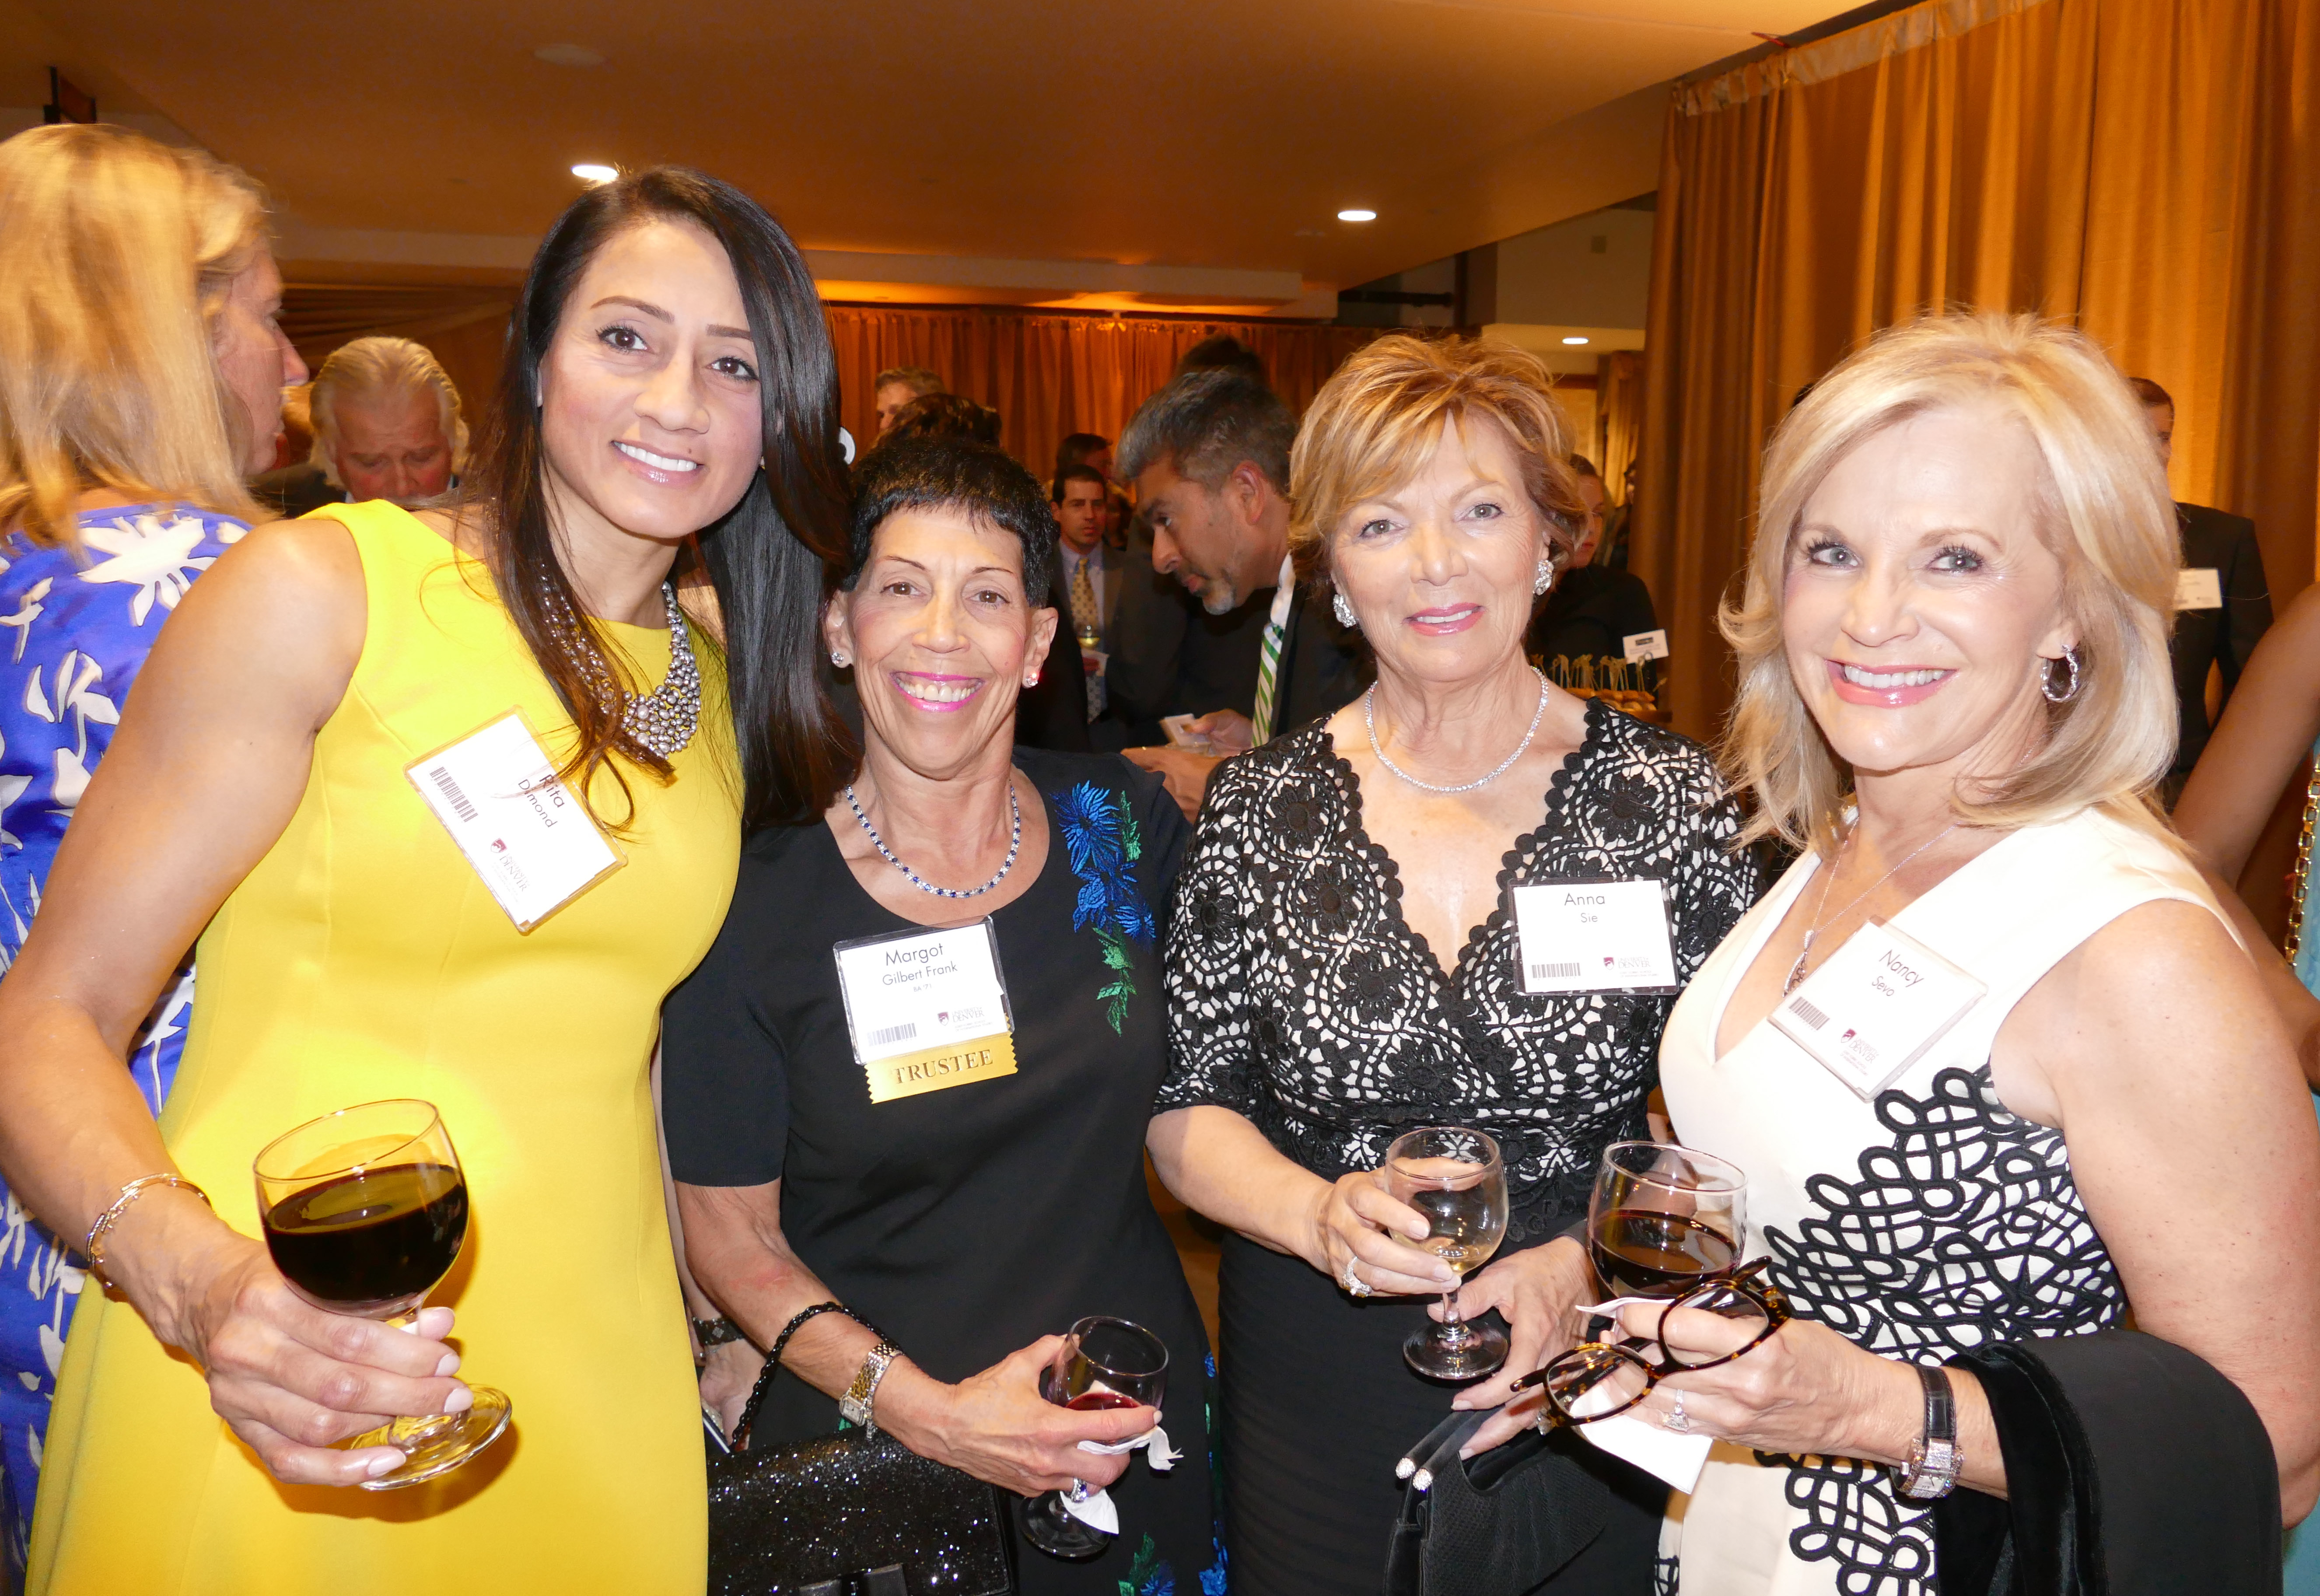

{"left": 1158, "top": 701, "right": 1760, "bottom": 1242}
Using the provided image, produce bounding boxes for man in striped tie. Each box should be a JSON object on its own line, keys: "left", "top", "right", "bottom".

{"left": 1116, "top": 369, "right": 1368, "bottom": 819}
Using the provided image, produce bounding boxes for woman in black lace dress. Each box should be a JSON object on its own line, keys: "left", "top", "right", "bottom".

{"left": 1148, "top": 336, "right": 1759, "bottom": 1594}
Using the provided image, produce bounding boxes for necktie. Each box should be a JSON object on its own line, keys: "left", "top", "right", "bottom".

{"left": 1250, "top": 561, "right": 1296, "bottom": 743}
{"left": 1069, "top": 555, "right": 1103, "bottom": 720}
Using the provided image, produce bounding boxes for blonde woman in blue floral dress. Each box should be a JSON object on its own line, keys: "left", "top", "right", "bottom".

{"left": 662, "top": 434, "right": 1221, "bottom": 1595}
{"left": 0, "top": 125, "right": 302, "bottom": 1585}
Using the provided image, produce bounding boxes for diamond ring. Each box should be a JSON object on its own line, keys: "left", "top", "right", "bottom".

{"left": 1664, "top": 1390, "right": 1694, "bottom": 1434}
{"left": 1341, "top": 1257, "right": 1375, "bottom": 1298}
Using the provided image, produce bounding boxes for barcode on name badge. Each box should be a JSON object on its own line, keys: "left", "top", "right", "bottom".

{"left": 868, "top": 1021, "right": 918, "bottom": 1047}
{"left": 1529, "top": 962, "right": 1583, "bottom": 980}
{"left": 1788, "top": 998, "right": 1831, "bottom": 1030}
{"left": 428, "top": 766, "right": 479, "bottom": 823}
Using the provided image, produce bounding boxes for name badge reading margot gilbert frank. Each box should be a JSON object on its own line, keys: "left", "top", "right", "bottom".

{"left": 1769, "top": 920, "right": 1987, "bottom": 1099}
{"left": 405, "top": 710, "right": 623, "bottom": 933}
{"left": 1510, "top": 878, "right": 1679, "bottom": 996}
{"left": 833, "top": 921, "right": 1018, "bottom": 1105}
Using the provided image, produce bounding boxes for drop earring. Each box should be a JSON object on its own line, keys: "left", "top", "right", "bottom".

{"left": 1533, "top": 561, "right": 1554, "bottom": 596}
{"left": 1332, "top": 589, "right": 1357, "bottom": 628}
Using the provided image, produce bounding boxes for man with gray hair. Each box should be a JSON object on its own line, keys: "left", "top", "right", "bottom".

{"left": 873, "top": 365, "right": 945, "bottom": 437}
{"left": 1113, "top": 369, "right": 1366, "bottom": 816}
{"left": 308, "top": 335, "right": 465, "bottom": 506}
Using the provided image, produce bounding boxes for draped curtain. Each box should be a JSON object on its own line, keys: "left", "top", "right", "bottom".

{"left": 822, "top": 307, "right": 1379, "bottom": 476}
{"left": 1634, "top": 0, "right": 2320, "bottom": 742}
{"left": 1595, "top": 350, "right": 1645, "bottom": 501}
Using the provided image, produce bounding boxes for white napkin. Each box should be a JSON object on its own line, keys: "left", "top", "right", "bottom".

{"left": 1574, "top": 1409, "right": 1714, "bottom": 1495}
{"left": 1061, "top": 1424, "right": 1178, "bottom": 1531}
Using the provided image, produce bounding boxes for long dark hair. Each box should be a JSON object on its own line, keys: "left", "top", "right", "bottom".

{"left": 469, "top": 165, "right": 853, "bottom": 830}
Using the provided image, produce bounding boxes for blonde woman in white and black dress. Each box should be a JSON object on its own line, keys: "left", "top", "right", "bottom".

{"left": 1632, "top": 314, "right": 2320, "bottom": 1594}
{"left": 1149, "top": 335, "right": 1760, "bottom": 1594}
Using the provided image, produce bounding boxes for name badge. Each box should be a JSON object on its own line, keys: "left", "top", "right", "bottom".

{"left": 1769, "top": 921, "right": 1986, "bottom": 1098}
{"left": 1511, "top": 878, "right": 1679, "bottom": 995}
{"left": 833, "top": 921, "right": 1018, "bottom": 1104}
{"left": 1623, "top": 629, "right": 1670, "bottom": 663}
{"left": 2175, "top": 568, "right": 2223, "bottom": 611}
{"left": 406, "top": 711, "right": 623, "bottom": 932}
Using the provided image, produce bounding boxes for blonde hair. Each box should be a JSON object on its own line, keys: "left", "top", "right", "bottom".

{"left": 1288, "top": 334, "right": 1585, "bottom": 588}
{"left": 1722, "top": 312, "right": 2179, "bottom": 852}
{"left": 0, "top": 123, "right": 268, "bottom": 547}
{"left": 308, "top": 335, "right": 469, "bottom": 486}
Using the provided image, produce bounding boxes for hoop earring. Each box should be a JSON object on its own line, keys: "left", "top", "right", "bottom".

{"left": 1332, "top": 589, "right": 1357, "bottom": 628}
{"left": 2041, "top": 645, "right": 2083, "bottom": 704}
{"left": 1534, "top": 561, "right": 1554, "bottom": 597}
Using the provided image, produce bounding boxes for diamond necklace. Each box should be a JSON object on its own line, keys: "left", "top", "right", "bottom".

{"left": 845, "top": 781, "right": 1023, "bottom": 899}
{"left": 539, "top": 580, "right": 701, "bottom": 758}
{"left": 1783, "top": 820, "right": 1961, "bottom": 993}
{"left": 1365, "top": 668, "right": 1550, "bottom": 795}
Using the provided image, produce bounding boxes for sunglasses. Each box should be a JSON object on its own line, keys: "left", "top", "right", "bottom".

{"left": 1509, "top": 1257, "right": 1791, "bottom": 1427}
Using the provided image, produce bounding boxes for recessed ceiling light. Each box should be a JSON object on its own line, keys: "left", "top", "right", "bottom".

{"left": 535, "top": 43, "right": 605, "bottom": 67}
{"left": 1337, "top": 208, "right": 1377, "bottom": 223}
{"left": 1562, "top": 336, "right": 1590, "bottom": 346}
{"left": 571, "top": 163, "right": 618, "bottom": 185}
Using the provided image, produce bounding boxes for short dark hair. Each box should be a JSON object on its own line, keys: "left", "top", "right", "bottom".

{"left": 1176, "top": 334, "right": 1268, "bottom": 386}
{"left": 884, "top": 390, "right": 1001, "bottom": 445}
{"left": 845, "top": 434, "right": 1057, "bottom": 609}
{"left": 2128, "top": 376, "right": 2173, "bottom": 410}
{"left": 1117, "top": 369, "right": 1295, "bottom": 493}
{"left": 1050, "top": 462, "right": 1107, "bottom": 502}
{"left": 1055, "top": 432, "right": 1110, "bottom": 476}
{"left": 1568, "top": 453, "right": 1601, "bottom": 480}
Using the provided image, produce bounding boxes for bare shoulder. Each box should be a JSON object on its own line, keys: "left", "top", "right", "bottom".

{"left": 211, "top": 514, "right": 364, "bottom": 598}
{"left": 144, "top": 516, "right": 367, "bottom": 726}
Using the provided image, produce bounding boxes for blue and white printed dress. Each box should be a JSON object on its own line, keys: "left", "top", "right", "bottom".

{"left": 0, "top": 502, "right": 247, "bottom": 1585}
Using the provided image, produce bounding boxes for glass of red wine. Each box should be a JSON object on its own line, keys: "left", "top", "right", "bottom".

{"left": 252, "top": 1099, "right": 511, "bottom": 1490}
{"left": 1587, "top": 1141, "right": 1747, "bottom": 1302}
{"left": 1021, "top": 1316, "right": 1168, "bottom": 1561}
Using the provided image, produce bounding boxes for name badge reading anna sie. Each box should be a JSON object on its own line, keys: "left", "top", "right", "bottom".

{"left": 833, "top": 921, "right": 1018, "bottom": 1104}
{"left": 1770, "top": 920, "right": 1986, "bottom": 1098}
{"left": 1511, "top": 878, "right": 1679, "bottom": 996}
{"left": 405, "top": 711, "right": 623, "bottom": 932}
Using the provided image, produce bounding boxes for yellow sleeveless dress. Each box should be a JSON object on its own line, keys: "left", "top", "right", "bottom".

{"left": 29, "top": 501, "right": 739, "bottom": 1594}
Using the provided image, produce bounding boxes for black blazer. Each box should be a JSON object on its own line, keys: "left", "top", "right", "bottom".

{"left": 1268, "top": 584, "right": 1371, "bottom": 739}
{"left": 2169, "top": 502, "right": 2271, "bottom": 779}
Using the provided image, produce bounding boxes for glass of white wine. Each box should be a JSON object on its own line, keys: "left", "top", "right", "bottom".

{"left": 1382, "top": 1126, "right": 1510, "bottom": 1380}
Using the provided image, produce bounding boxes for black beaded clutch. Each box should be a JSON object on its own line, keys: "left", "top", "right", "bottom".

{"left": 706, "top": 1382, "right": 1014, "bottom": 1595}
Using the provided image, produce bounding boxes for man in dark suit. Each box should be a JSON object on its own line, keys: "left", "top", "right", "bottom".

{"left": 2131, "top": 378, "right": 2273, "bottom": 803}
{"left": 1112, "top": 370, "right": 1367, "bottom": 816}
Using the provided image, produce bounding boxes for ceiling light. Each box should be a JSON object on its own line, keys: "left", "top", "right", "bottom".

{"left": 571, "top": 163, "right": 618, "bottom": 185}
{"left": 1562, "top": 336, "right": 1590, "bottom": 345}
{"left": 1337, "top": 208, "right": 1377, "bottom": 223}
{"left": 535, "top": 43, "right": 605, "bottom": 67}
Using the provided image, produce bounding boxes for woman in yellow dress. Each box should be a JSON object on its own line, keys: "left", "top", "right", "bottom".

{"left": 0, "top": 167, "right": 852, "bottom": 1592}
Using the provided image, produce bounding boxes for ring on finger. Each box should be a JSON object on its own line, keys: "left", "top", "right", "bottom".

{"left": 1340, "top": 1256, "right": 1375, "bottom": 1298}
{"left": 1663, "top": 1389, "right": 1694, "bottom": 1435}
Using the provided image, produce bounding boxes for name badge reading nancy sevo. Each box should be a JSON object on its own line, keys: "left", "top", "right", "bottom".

{"left": 833, "top": 921, "right": 1018, "bottom": 1104}
{"left": 405, "top": 710, "right": 623, "bottom": 932}
{"left": 1769, "top": 920, "right": 1987, "bottom": 1098}
{"left": 1510, "top": 878, "right": 1679, "bottom": 996}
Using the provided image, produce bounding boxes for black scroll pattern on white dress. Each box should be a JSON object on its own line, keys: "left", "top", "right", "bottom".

{"left": 1748, "top": 1066, "right": 2126, "bottom": 1596}
{"left": 1159, "top": 702, "right": 1759, "bottom": 1240}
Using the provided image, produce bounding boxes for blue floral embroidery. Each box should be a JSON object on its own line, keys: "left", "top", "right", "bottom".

{"left": 1121, "top": 1532, "right": 1175, "bottom": 1596}
{"left": 1054, "top": 781, "right": 1155, "bottom": 1032}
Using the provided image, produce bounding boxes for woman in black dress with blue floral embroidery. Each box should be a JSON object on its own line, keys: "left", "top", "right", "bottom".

{"left": 1149, "top": 336, "right": 1758, "bottom": 1595}
{"left": 663, "top": 436, "right": 1220, "bottom": 1595}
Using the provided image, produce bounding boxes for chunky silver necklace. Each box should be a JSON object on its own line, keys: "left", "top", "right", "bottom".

{"left": 1365, "top": 668, "right": 1550, "bottom": 794}
{"left": 540, "top": 580, "right": 700, "bottom": 758}
{"left": 845, "top": 782, "right": 1022, "bottom": 899}
{"left": 1783, "top": 820, "right": 1961, "bottom": 993}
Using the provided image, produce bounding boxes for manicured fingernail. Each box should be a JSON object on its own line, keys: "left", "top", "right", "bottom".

{"left": 442, "top": 1385, "right": 474, "bottom": 1414}
{"left": 365, "top": 1452, "right": 402, "bottom": 1477}
{"left": 434, "top": 1351, "right": 461, "bottom": 1378}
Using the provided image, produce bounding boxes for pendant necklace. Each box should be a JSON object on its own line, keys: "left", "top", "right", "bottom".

{"left": 1784, "top": 819, "right": 1962, "bottom": 994}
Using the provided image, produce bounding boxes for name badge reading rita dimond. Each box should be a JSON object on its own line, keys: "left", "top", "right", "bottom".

{"left": 833, "top": 920, "right": 1019, "bottom": 1104}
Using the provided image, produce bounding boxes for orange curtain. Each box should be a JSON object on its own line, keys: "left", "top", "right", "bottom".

{"left": 1635, "top": 0, "right": 2320, "bottom": 742}
{"left": 822, "top": 306, "right": 1379, "bottom": 477}
{"left": 1594, "top": 351, "right": 1645, "bottom": 502}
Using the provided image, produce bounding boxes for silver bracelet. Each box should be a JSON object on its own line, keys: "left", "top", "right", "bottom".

{"left": 839, "top": 1341, "right": 900, "bottom": 1433}
{"left": 84, "top": 1173, "right": 211, "bottom": 1284}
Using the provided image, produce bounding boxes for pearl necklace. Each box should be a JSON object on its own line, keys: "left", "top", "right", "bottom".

{"left": 845, "top": 782, "right": 1023, "bottom": 899}
{"left": 1365, "top": 669, "right": 1550, "bottom": 795}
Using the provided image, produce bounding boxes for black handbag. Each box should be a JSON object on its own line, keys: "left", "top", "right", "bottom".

{"left": 1384, "top": 1413, "right": 1612, "bottom": 1596}
{"left": 706, "top": 1346, "right": 1015, "bottom": 1596}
